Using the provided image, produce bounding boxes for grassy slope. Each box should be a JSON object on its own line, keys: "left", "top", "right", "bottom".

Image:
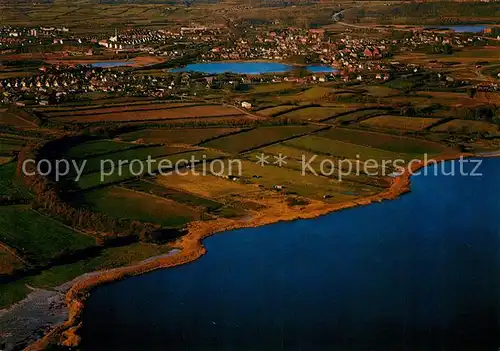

{"left": 0, "top": 242, "right": 173, "bottom": 308}
{"left": 78, "top": 186, "right": 201, "bottom": 227}
{"left": 0, "top": 161, "right": 32, "bottom": 200}
{"left": 63, "top": 140, "right": 137, "bottom": 159}
{"left": 0, "top": 206, "right": 95, "bottom": 264}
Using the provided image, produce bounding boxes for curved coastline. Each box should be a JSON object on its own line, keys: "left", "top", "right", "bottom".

{"left": 24, "top": 152, "right": 483, "bottom": 349}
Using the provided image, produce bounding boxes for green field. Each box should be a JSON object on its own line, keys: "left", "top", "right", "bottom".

{"left": 251, "top": 82, "right": 296, "bottom": 93}
{"left": 256, "top": 105, "right": 296, "bottom": 117}
{"left": 284, "top": 135, "right": 409, "bottom": 163}
{"left": 68, "top": 145, "right": 194, "bottom": 176}
{"left": 62, "top": 139, "right": 138, "bottom": 159}
{"left": 360, "top": 115, "right": 441, "bottom": 131}
{"left": 0, "top": 138, "right": 25, "bottom": 155}
{"left": 123, "top": 180, "right": 223, "bottom": 212}
{"left": 362, "top": 86, "right": 400, "bottom": 97}
{"left": 118, "top": 128, "right": 241, "bottom": 145}
{"left": 227, "top": 160, "right": 375, "bottom": 201}
{"left": 280, "top": 106, "right": 348, "bottom": 121}
{"left": 317, "top": 128, "right": 449, "bottom": 155}
{"left": 0, "top": 161, "right": 32, "bottom": 200}
{"left": 298, "top": 87, "right": 335, "bottom": 100}
{"left": 77, "top": 186, "right": 201, "bottom": 227}
{"left": 202, "top": 125, "right": 320, "bottom": 154}
{"left": 0, "top": 206, "right": 95, "bottom": 263}
{"left": 253, "top": 144, "right": 388, "bottom": 188}
{"left": 330, "top": 109, "right": 389, "bottom": 124}
{"left": 76, "top": 149, "right": 224, "bottom": 189}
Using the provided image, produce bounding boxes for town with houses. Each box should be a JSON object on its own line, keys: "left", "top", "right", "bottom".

{"left": 0, "top": 22, "right": 499, "bottom": 106}
{"left": 2, "top": 2, "right": 500, "bottom": 351}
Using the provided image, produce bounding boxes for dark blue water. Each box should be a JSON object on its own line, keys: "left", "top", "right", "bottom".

{"left": 82, "top": 158, "right": 500, "bottom": 351}
{"left": 424, "top": 25, "right": 488, "bottom": 33}
{"left": 170, "top": 62, "right": 338, "bottom": 74}
{"left": 90, "top": 61, "right": 134, "bottom": 68}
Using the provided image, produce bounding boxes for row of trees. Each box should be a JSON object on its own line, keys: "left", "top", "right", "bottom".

{"left": 16, "top": 142, "right": 160, "bottom": 243}
{"left": 452, "top": 105, "right": 500, "bottom": 124}
{"left": 399, "top": 104, "right": 500, "bottom": 124}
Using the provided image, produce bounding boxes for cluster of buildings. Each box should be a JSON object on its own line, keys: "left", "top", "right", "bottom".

{"left": 96, "top": 26, "right": 228, "bottom": 54}
{"left": 1, "top": 22, "right": 498, "bottom": 106}
{"left": 396, "top": 31, "right": 487, "bottom": 51}
{"left": 97, "top": 29, "right": 167, "bottom": 51}
{"left": 201, "top": 28, "right": 337, "bottom": 64}
{"left": 0, "top": 25, "right": 72, "bottom": 48}
{"left": 331, "top": 30, "right": 488, "bottom": 73}
{"left": 0, "top": 66, "right": 178, "bottom": 104}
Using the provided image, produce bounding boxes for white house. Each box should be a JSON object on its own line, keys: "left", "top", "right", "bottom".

{"left": 241, "top": 101, "right": 252, "bottom": 109}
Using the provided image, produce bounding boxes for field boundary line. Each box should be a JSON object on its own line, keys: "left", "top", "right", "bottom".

{"left": 7, "top": 112, "right": 38, "bottom": 128}
{"left": 0, "top": 240, "right": 29, "bottom": 266}
{"left": 47, "top": 103, "right": 214, "bottom": 118}
{"left": 116, "top": 185, "right": 204, "bottom": 215}
{"left": 70, "top": 147, "right": 204, "bottom": 178}
{"left": 424, "top": 117, "right": 455, "bottom": 131}
{"left": 239, "top": 125, "right": 330, "bottom": 155}
{"left": 197, "top": 127, "right": 256, "bottom": 146}
{"left": 28, "top": 208, "right": 98, "bottom": 240}
{"left": 140, "top": 178, "right": 231, "bottom": 205}
{"left": 58, "top": 113, "right": 247, "bottom": 124}
{"left": 321, "top": 126, "right": 448, "bottom": 146}
{"left": 271, "top": 104, "right": 320, "bottom": 118}
{"left": 319, "top": 106, "right": 393, "bottom": 123}
{"left": 283, "top": 134, "right": 407, "bottom": 158}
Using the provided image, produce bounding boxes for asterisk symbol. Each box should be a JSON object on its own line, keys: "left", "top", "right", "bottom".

{"left": 273, "top": 153, "right": 287, "bottom": 167}
{"left": 256, "top": 153, "right": 269, "bottom": 167}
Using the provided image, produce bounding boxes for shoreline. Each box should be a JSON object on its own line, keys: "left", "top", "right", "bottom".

{"left": 13, "top": 152, "right": 480, "bottom": 349}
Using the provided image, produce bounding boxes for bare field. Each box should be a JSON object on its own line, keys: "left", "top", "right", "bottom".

{"left": 360, "top": 115, "right": 441, "bottom": 131}
{"left": 43, "top": 102, "right": 199, "bottom": 117}
{"left": 0, "top": 111, "right": 37, "bottom": 128}
{"left": 0, "top": 245, "right": 24, "bottom": 275}
{"left": 53, "top": 105, "right": 246, "bottom": 123}
{"left": 157, "top": 173, "right": 254, "bottom": 199}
